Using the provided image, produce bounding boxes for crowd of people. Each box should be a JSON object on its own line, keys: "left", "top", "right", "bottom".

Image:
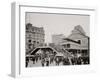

{"left": 26, "top": 50, "right": 89, "bottom": 67}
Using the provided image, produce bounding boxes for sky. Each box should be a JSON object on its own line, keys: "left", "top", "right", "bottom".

{"left": 26, "top": 12, "right": 90, "bottom": 43}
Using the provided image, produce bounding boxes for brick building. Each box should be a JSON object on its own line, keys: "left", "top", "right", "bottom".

{"left": 26, "top": 23, "right": 45, "bottom": 54}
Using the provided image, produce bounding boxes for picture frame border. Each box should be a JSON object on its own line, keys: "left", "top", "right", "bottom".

{"left": 11, "top": 2, "right": 96, "bottom": 78}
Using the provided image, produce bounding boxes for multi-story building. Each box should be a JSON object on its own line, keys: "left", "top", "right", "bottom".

{"left": 26, "top": 23, "right": 45, "bottom": 54}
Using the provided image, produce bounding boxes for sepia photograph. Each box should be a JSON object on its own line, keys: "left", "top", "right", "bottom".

{"left": 25, "top": 12, "right": 90, "bottom": 68}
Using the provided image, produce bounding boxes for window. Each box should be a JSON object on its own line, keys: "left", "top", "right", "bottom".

{"left": 67, "top": 44, "right": 70, "bottom": 48}
{"left": 28, "top": 40, "right": 31, "bottom": 42}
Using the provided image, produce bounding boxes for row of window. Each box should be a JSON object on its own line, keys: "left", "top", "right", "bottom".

{"left": 27, "top": 39, "right": 44, "bottom": 44}
{"left": 26, "top": 33, "right": 44, "bottom": 39}
{"left": 26, "top": 27, "right": 44, "bottom": 34}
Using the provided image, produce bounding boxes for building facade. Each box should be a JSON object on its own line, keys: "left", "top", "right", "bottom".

{"left": 26, "top": 23, "right": 45, "bottom": 54}
{"left": 61, "top": 25, "right": 89, "bottom": 58}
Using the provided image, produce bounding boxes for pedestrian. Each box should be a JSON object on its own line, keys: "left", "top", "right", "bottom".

{"left": 50, "top": 55, "right": 54, "bottom": 64}
{"left": 63, "top": 58, "right": 70, "bottom": 65}
{"left": 45, "top": 57, "right": 49, "bottom": 66}
{"left": 35, "top": 54, "right": 38, "bottom": 62}
{"left": 55, "top": 57, "right": 59, "bottom": 66}
{"left": 41, "top": 58, "right": 45, "bottom": 67}
{"left": 26, "top": 57, "right": 29, "bottom": 67}
{"left": 26, "top": 60, "right": 28, "bottom": 67}
{"left": 76, "top": 57, "right": 81, "bottom": 65}
{"left": 32, "top": 57, "right": 35, "bottom": 64}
